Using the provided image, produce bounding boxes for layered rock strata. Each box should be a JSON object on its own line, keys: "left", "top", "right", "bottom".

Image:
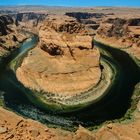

{"left": 16, "top": 15, "right": 105, "bottom": 112}
{"left": 1, "top": 105, "right": 140, "bottom": 140}
{"left": 13, "top": 12, "right": 47, "bottom": 32}
{"left": 1, "top": 8, "right": 140, "bottom": 140}
{"left": 0, "top": 15, "right": 27, "bottom": 59}
{"left": 96, "top": 17, "right": 140, "bottom": 62}
{"left": 65, "top": 12, "right": 104, "bottom": 36}
{"left": 0, "top": 12, "right": 48, "bottom": 61}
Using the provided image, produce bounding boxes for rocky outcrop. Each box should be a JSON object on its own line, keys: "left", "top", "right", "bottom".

{"left": 96, "top": 17, "right": 140, "bottom": 60}
{"left": 14, "top": 12, "right": 47, "bottom": 27}
{"left": 1, "top": 106, "right": 140, "bottom": 140}
{"left": 16, "top": 15, "right": 102, "bottom": 112}
{"left": 98, "top": 18, "right": 127, "bottom": 37}
{"left": 128, "top": 18, "right": 140, "bottom": 26}
{"left": 17, "top": 17, "right": 100, "bottom": 95}
{"left": 65, "top": 12, "right": 104, "bottom": 36}
{"left": 0, "top": 15, "right": 28, "bottom": 59}
{"left": 41, "top": 15, "right": 92, "bottom": 35}
{"left": 65, "top": 12, "right": 105, "bottom": 21}
{"left": 0, "top": 15, "right": 14, "bottom": 35}
{"left": 0, "top": 12, "right": 48, "bottom": 59}
{"left": 1, "top": 7, "right": 140, "bottom": 140}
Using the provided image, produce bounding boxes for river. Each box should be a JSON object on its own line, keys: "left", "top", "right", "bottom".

{"left": 0, "top": 35, "right": 140, "bottom": 130}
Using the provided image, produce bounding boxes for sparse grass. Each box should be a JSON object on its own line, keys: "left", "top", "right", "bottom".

{"left": 0, "top": 92, "right": 5, "bottom": 107}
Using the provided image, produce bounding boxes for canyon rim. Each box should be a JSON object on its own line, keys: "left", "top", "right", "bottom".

{"left": 0, "top": 3, "right": 140, "bottom": 140}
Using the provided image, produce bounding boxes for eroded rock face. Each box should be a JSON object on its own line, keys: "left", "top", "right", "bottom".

{"left": 0, "top": 15, "right": 28, "bottom": 58}
{"left": 96, "top": 17, "right": 140, "bottom": 60}
{"left": 98, "top": 18, "right": 128, "bottom": 37}
{"left": 0, "top": 12, "right": 48, "bottom": 59}
{"left": 66, "top": 12, "right": 104, "bottom": 36}
{"left": 1, "top": 7, "right": 140, "bottom": 140}
{"left": 1, "top": 107, "right": 140, "bottom": 140}
{"left": 65, "top": 12, "right": 105, "bottom": 21}
{"left": 14, "top": 12, "right": 47, "bottom": 28}
{"left": 16, "top": 15, "right": 101, "bottom": 96}
{"left": 0, "top": 15, "right": 14, "bottom": 35}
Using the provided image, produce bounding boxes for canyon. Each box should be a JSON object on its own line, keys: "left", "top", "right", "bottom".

{"left": 0, "top": 6, "right": 140, "bottom": 140}
{"left": 0, "top": 15, "right": 27, "bottom": 60}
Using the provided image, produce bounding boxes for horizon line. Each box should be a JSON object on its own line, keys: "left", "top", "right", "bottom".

{"left": 0, "top": 5, "right": 140, "bottom": 8}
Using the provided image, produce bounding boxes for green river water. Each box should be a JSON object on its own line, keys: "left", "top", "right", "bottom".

{"left": 0, "top": 36, "right": 140, "bottom": 130}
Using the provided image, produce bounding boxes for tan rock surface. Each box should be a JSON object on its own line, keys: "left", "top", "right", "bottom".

{"left": 1, "top": 7, "right": 140, "bottom": 140}
{"left": 0, "top": 107, "right": 73, "bottom": 140}
{"left": 96, "top": 17, "right": 140, "bottom": 60}
{"left": 1, "top": 107, "right": 140, "bottom": 140}
{"left": 16, "top": 15, "right": 101, "bottom": 96}
{"left": 0, "top": 15, "right": 28, "bottom": 58}
{"left": 0, "top": 12, "right": 48, "bottom": 59}
{"left": 96, "top": 121, "right": 140, "bottom": 140}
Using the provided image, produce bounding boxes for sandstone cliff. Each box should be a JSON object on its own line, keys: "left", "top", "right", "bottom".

{"left": 16, "top": 15, "right": 101, "bottom": 97}
{"left": 96, "top": 17, "right": 140, "bottom": 60}
{"left": 65, "top": 12, "right": 104, "bottom": 36}
{"left": 0, "top": 12, "right": 48, "bottom": 59}
{"left": 0, "top": 15, "right": 14, "bottom": 35}
{"left": 1, "top": 106, "right": 140, "bottom": 140}
{"left": 14, "top": 12, "right": 47, "bottom": 29}
{"left": 0, "top": 7, "right": 140, "bottom": 140}
{"left": 0, "top": 15, "right": 27, "bottom": 59}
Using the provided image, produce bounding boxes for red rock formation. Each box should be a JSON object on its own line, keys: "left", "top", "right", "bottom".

{"left": 16, "top": 15, "right": 101, "bottom": 96}
{"left": 0, "top": 15, "right": 28, "bottom": 58}
{"left": 96, "top": 17, "right": 140, "bottom": 60}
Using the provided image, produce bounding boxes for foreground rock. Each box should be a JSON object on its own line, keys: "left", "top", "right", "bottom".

{"left": 1, "top": 107, "right": 140, "bottom": 140}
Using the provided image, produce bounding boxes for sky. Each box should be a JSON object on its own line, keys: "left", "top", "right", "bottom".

{"left": 0, "top": 0, "right": 140, "bottom": 7}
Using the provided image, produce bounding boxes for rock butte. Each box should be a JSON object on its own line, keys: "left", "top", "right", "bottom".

{"left": 16, "top": 15, "right": 101, "bottom": 96}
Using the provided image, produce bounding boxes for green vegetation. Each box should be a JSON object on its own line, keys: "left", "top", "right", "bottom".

{"left": 0, "top": 91, "right": 5, "bottom": 107}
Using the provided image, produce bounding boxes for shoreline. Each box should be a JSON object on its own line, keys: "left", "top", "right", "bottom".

{"left": 9, "top": 41, "right": 119, "bottom": 113}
